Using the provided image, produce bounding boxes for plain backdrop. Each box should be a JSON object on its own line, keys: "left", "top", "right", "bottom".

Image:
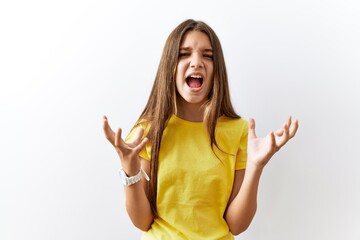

{"left": 1, "top": 0, "right": 359, "bottom": 239}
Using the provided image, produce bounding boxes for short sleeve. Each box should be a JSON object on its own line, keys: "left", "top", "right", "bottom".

{"left": 235, "top": 121, "right": 248, "bottom": 170}
{"left": 125, "top": 123, "right": 151, "bottom": 161}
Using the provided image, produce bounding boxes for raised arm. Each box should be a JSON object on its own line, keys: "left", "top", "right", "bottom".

{"left": 103, "top": 116, "right": 154, "bottom": 231}
{"left": 225, "top": 116, "right": 299, "bottom": 235}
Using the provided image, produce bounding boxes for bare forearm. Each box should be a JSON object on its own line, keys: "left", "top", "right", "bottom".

{"left": 124, "top": 179, "right": 154, "bottom": 231}
{"left": 103, "top": 118, "right": 154, "bottom": 230}
{"left": 225, "top": 164, "right": 263, "bottom": 235}
{"left": 225, "top": 116, "right": 298, "bottom": 235}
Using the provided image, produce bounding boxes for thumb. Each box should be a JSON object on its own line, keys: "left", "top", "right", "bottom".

{"left": 248, "top": 118, "right": 257, "bottom": 139}
{"left": 133, "top": 137, "right": 148, "bottom": 155}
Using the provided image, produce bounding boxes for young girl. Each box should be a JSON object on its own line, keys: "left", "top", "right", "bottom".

{"left": 103, "top": 19, "right": 298, "bottom": 240}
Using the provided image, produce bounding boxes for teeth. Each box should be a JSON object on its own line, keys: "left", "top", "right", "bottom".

{"left": 189, "top": 75, "right": 203, "bottom": 78}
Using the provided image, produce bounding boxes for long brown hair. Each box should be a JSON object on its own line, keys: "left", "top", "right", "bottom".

{"left": 136, "top": 19, "right": 240, "bottom": 214}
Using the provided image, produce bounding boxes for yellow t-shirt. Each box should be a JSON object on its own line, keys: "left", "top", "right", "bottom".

{"left": 128, "top": 114, "right": 248, "bottom": 240}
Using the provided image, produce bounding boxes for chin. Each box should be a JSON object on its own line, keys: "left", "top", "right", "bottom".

{"left": 184, "top": 97, "right": 207, "bottom": 105}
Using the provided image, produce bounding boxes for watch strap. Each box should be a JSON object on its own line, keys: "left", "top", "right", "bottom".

{"left": 119, "top": 167, "right": 150, "bottom": 186}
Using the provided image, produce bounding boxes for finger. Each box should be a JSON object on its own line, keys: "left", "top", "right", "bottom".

{"left": 133, "top": 137, "right": 149, "bottom": 154}
{"left": 131, "top": 127, "right": 145, "bottom": 146}
{"left": 286, "top": 115, "right": 292, "bottom": 128}
{"left": 273, "top": 116, "right": 291, "bottom": 137}
{"left": 289, "top": 118, "right": 299, "bottom": 139}
{"left": 103, "top": 116, "right": 115, "bottom": 145}
{"left": 275, "top": 128, "right": 284, "bottom": 137}
{"left": 114, "top": 128, "right": 126, "bottom": 150}
{"left": 276, "top": 122, "right": 290, "bottom": 148}
{"left": 269, "top": 131, "right": 277, "bottom": 152}
{"left": 248, "top": 118, "right": 257, "bottom": 139}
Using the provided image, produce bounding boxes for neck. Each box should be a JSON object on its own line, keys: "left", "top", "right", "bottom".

{"left": 176, "top": 100, "right": 205, "bottom": 122}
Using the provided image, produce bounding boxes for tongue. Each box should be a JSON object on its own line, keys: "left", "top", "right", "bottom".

{"left": 187, "top": 77, "right": 202, "bottom": 88}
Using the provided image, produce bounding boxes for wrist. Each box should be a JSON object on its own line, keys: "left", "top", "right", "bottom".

{"left": 121, "top": 161, "right": 141, "bottom": 176}
{"left": 245, "top": 161, "right": 265, "bottom": 173}
{"left": 119, "top": 166, "right": 150, "bottom": 187}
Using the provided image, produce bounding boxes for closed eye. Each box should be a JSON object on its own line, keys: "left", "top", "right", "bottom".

{"left": 203, "top": 54, "right": 213, "bottom": 59}
{"left": 179, "top": 52, "right": 190, "bottom": 58}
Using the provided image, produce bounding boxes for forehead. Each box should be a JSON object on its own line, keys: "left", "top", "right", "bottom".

{"left": 180, "top": 30, "right": 212, "bottom": 49}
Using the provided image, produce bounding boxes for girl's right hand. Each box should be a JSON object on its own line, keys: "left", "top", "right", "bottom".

{"left": 102, "top": 116, "right": 148, "bottom": 176}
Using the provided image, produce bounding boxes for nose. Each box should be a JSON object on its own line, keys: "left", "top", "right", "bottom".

{"left": 190, "top": 53, "right": 204, "bottom": 68}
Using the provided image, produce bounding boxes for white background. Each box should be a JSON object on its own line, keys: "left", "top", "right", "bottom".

{"left": 1, "top": 0, "right": 359, "bottom": 239}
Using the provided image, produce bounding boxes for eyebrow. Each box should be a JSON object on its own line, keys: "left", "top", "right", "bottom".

{"left": 180, "top": 47, "right": 213, "bottom": 53}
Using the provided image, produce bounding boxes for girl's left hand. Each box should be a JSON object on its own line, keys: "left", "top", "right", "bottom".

{"left": 247, "top": 116, "right": 299, "bottom": 168}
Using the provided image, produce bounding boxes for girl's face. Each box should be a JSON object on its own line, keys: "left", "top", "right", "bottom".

{"left": 175, "top": 30, "right": 214, "bottom": 108}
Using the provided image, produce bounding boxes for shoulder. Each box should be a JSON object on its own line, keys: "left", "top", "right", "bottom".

{"left": 125, "top": 119, "right": 151, "bottom": 143}
{"left": 135, "top": 119, "right": 151, "bottom": 132}
{"left": 215, "top": 116, "right": 248, "bottom": 154}
{"left": 215, "top": 116, "right": 248, "bottom": 143}
{"left": 217, "top": 116, "right": 248, "bottom": 133}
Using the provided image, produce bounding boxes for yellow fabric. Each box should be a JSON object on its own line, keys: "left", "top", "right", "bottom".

{"left": 127, "top": 114, "right": 248, "bottom": 240}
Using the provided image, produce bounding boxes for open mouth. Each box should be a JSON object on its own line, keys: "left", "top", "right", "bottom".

{"left": 186, "top": 75, "right": 203, "bottom": 88}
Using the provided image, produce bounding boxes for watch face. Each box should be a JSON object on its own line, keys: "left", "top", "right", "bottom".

{"left": 119, "top": 169, "right": 128, "bottom": 183}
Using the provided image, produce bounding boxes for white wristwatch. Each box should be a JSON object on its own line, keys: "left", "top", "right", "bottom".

{"left": 119, "top": 167, "right": 150, "bottom": 187}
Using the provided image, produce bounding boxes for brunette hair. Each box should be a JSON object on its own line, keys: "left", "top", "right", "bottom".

{"left": 136, "top": 19, "right": 239, "bottom": 214}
